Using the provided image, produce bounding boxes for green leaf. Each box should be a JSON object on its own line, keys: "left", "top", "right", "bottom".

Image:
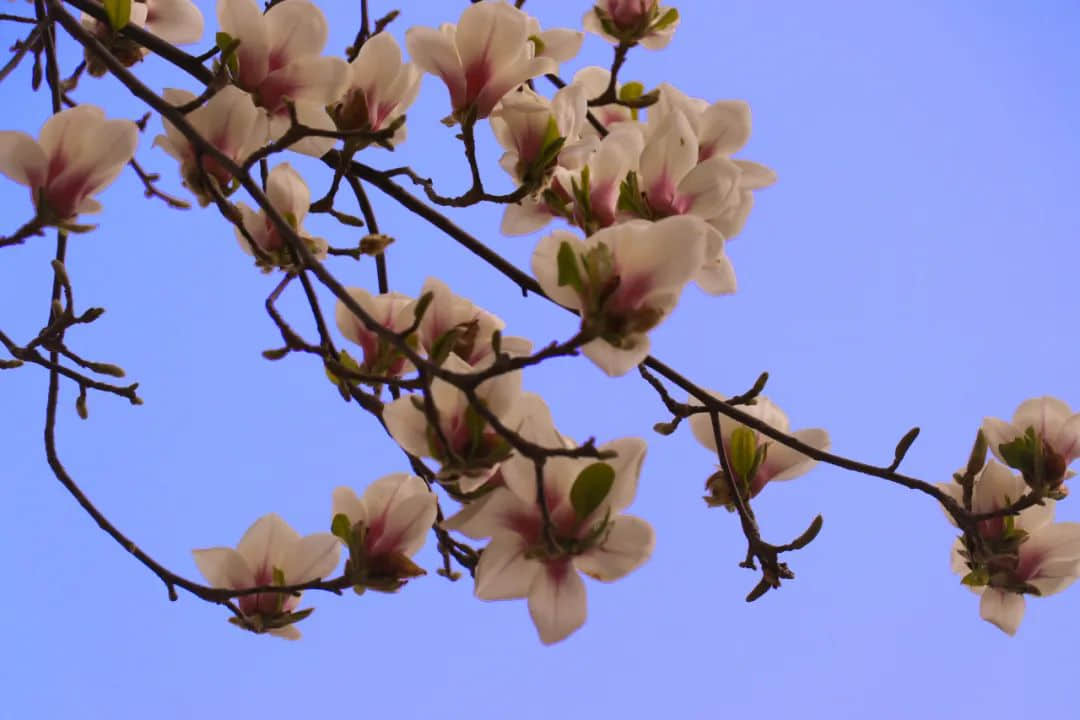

{"left": 556, "top": 241, "right": 584, "bottom": 294}
{"left": 961, "top": 568, "right": 989, "bottom": 587}
{"left": 429, "top": 327, "right": 463, "bottom": 367}
{"left": 411, "top": 291, "right": 434, "bottom": 328}
{"left": 651, "top": 7, "right": 679, "bottom": 31}
{"left": 729, "top": 426, "right": 758, "bottom": 481}
{"left": 570, "top": 462, "right": 615, "bottom": 519}
{"left": 272, "top": 567, "right": 285, "bottom": 587}
{"left": 331, "top": 513, "right": 352, "bottom": 542}
{"left": 104, "top": 0, "right": 132, "bottom": 30}
{"left": 528, "top": 34, "right": 546, "bottom": 55}
{"left": 215, "top": 32, "right": 240, "bottom": 77}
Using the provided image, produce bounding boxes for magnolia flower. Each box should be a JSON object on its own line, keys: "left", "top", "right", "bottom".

{"left": 154, "top": 86, "right": 268, "bottom": 206}
{"left": 982, "top": 396, "right": 1080, "bottom": 494}
{"left": 501, "top": 123, "right": 644, "bottom": 236}
{"left": 532, "top": 216, "right": 706, "bottom": 376}
{"left": 689, "top": 393, "right": 830, "bottom": 505}
{"left": 491, "top": 84, "right": 594, "bottom": 186}
{"left": 443, "top": 437, "right": 654, "bottom": 644}
{"left": 584, "top": 0, "right": 679, "bottom": 50}
{"left": 650, "top": 83, "right": 776, "bottom": 240}
{"left": 626, "top": 108, "right": 742, "bottom": 294}
{"left": 405, "top": 1, "right": 557, "bottom": 122}
{"left": 942, "top": 460, "right": 1080, "bottom": 635}
{"left": 81, "top": 0, "right": 204, "bottom": 76}
{"left": 417, "top": 277, "right": 532, "bottom": 367}
{"left": 572, "top": 66, "right": 634, "bottom": 132}
{"left": 192, "top": 513, "right": 340, "bottom": 639}
{"left": 0, "top": 105, "right": 137, "bottom": 222}
{"left": 217, "top": 0, "right": 349, "bottom": 156}
{"left": 335, "top": 288, "right": 418, "bottom": 377}
{"left": 332, "top": 32, "right": 421, "bottom": 148}
{"left": 234, "top": 163, "right": 327, "bottom": 270}
{"left": 331, "top": 473, "right": 437, "bottom": 591}
{"left": 383, "top": 353, "right": 524, "bottom": 493}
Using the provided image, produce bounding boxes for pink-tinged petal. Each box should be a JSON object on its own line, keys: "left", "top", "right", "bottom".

{"left": 574, "top": 515, "right": 654, "bottom": 581}
{"left": 981, "top": 416, "right": 1021, "bottom": 464}
{"left": 236, "top": 513, "right": 301, "bottom": 576}
{"left": 265, "top": 163, "right": 309, "bottom": 223}
{"left": 475, "top": 532, "right": 542, "bottom": 600}
{"left": 679, "top": 156, "right": 740, "bottom": 219}
{"left": 0, "top": 131, "right": 46, "bottom": 188}
{"left": 949, "top": 538, "right": 974, "bottom": 582}
{"left": 282, "top": 533, "right": 340, "bottom": 583}
{"left": 734, "top": 160, "right": 777, "bottom": 190}
{"left": 699, "top": 100, "right": 751, "bottom": 156}
{"left": 766, "top": 428, "right": 830, "bottom": 483}
{"left": 590, "top": 123, "right": 643, "bottom": 186}
{"left": 217, "top": 0, "right": 269, "bottom": 89}
{"left": 442, "top": 487, "right": 532, "bottom": 539}
{"left": 457, "top": 466, "right": 502, "bottom": 495}
{"left": 475, "top": 55, "right": 557, "bottom": 119}
{"left": 39, "top": 105, "right": 103, "bottom": 161}
{"left": 582, "top": 336, "right": 650, "bottom": 378}
{"left": 639, "top": 109, "right": 698, "bottom": 204}
{"left": 498, "top": 452, "right": 545, "bottom": 508}
{"left": 363, "top": 473, "right": 436, "bottom": 558}
{"left": 971, "top": 460, "right": 1028, "bottom": 516}
{"left": 145, "top": 0, "right": 204, "bottom": 44}
{"left": 979, "top": 588, "right": 1025, "bottom": 636}
{"left": 334, "top": 286, "right": 375, "bottom": 346}
{"left": 1058, "top": 413, "right": 1080, "bottom": 462}
{"left": 454, "top": 1, "right": 526, "bottom": 84}
{"left": 610, "top": 215, "right": 707, "bottom": 291}
{"left": 331, "top": 486, "right": 368, "bottom": 528}
{"left": 537, "top": 28, "right": 584, "bottom": 64}
{"left": 351, "top": 31, "right": 401, "bottom": 90}
{"left": 234, "top": 203, "right": 268, "bottom": 256}
{"left": 200, "top": 86, "right": 266, "bottom": 158}
{"left": 265, "top": 0, "right": 328, "bottom": 63}
{"left": 261, "top": 55, "right": 349, "bottom": 110}
{"left": 528, "top": 560, "right": 587, "bottom": 644}
{"left": 406, "top": 26, "right": 465, "bottom": 110}
{"left": 273, "top": 100, "right": 338, "bottom": 158}
{"left": 531, "top": 230, "right": 587, "bottom": 310}
{"left": 192, "top": 547, "right": 254, "bottom": 589}
{"left": 382, "top": 395, "right": 434, "bottom": 459}
{"left": 53, "top": 118, "right": 138, "bottom": 201}
{"left": 1019, "top": 522, "right": 1080, "bottom": 588}
{"left": 1012, "top": 396, "right": 1073, "bottom": 437}
{"left": 502, "top": 198, "right": 552, "bottom": 236}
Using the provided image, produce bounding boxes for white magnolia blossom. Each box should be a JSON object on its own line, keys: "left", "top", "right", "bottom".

{"left": 192, "top": 513, "right": 340, "bottom": 639}
{"left": 689, "top": 393, "right": 830, "bottom": 503}
{"left": 335, "top": 288, "right": 419, "bottom": 377}
{"left": 217, "top": 0, "right": 349, "bottom": 156}
{"left": 942, "top": 460, "right": 1080, "bottom": 635}
{"left": 584, "top": 0, "right": 679, "bottom": 50}
{"left": 234, "top": 163, "right": 327, "bottom": 269}
{"left": 405, "top": 1, "right": 557, "bottom": 121}
{"left": 382, "top": 353, "right": 525, "bottom": 492}
{"left": 490, "top": 84, "right": 594, "bottom": 186}
{"left": 155, "top": 86, "right": 268, "bottom": 206}
{"left": 650, "top": 83, "right": 777, "bottom": 240}
{"left": 532, "top": 216, "right": 707, "bottom": 376}
{"left": 443, "top": 437, "right": 654, "bottom": 644}
{"left": 332, "top": 474, "right": 437, "bottom": 589}
{"left": 334, "top": 31, "right": 421, "bottom": 148}
{"left": 982, "top": 396, "right": 1080, "bottom": 492}
{"left": 502, "top": 123, "right": 644, "bottom": 236}
{"left": 633, "top": 108, "right": 741, "bottom": 294}
{"left": 0, "top": 105, "right": 137, "bottom": 221}
{"left": 417, "top": 277, "right": 533, "bottom": 367}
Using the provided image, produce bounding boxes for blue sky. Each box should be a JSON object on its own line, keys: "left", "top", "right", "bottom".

{"left": 2, "top": 1, "right": 1079, "bottom": 717}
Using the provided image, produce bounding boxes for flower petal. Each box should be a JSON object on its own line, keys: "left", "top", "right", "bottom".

{"left": 582, "top": 336, "right": 650, "bottom": 378}
{"left": 0, "top": 131, "right": 46, "bottom": 188}
{"left": 979, "top": 588, "right": 1025, "bottom": 636}
{"left": 192, "top": 547, "right": 254, "bottom": 589}
{"left": 475, "top": 532, "right": 541, "bottom": 600}
{"left": 766, "top": 428, "right": 830, "bottom": 483}
{"left": 265, "top": 0, "right": 328, "bottom": 61}
{"left": 574, "top": 515, "right": 655, "bottom": 581}
{"left": 236, "top": 513, "right": 300, "bottom": 575}
{"left": 528, "top": 561, "right": 587, "bottom": 644}
{"left": 331, "top": 486, "right": 368, "bottom": 528}
{"left": 531, "top": 230, "right": 587, "bottom": 310}
{"left": 145, "top": 0, "right": 204, "bottom": 44}
{"left": 282, "top": 533, "right": 340, "bottom": 583}
{"left": 216, "top": 0, "right": 269, "bottom": 88}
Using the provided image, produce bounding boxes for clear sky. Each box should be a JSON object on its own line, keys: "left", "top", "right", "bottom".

{"left": 2, "top": 1, "right": 1079, "bottom": 718}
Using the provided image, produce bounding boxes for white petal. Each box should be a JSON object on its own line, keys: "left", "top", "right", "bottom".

{"left": 145, "top": 0, "right": 204, "bottom": 44}
{"left": 699, "top": 100, "right": 751, "bottom": 156}
{"left": 266, "top": 163, "right": 310, "bottom": 223}
{"left": 192, "top": 547, "right": 254, "bottom": 589}
{"left": 979, "top": 588, "right": 1025, "bottom": 636}
{"left": 236, "top": 513, "right": 301, "bottom": 575}
{"left": 475, "top": 532, "right": 541, "bottom": 600}
{"left": 694, "top": 254, "right": 738, "bottom": 296}
{"left": 455, "top": 2, "right": 526, "bottom": 83}
{"left": 216, "top": 0, "right": 269, "bottom": 88}
{"left": 365, "top": 474, "right": 436, "bottom": 558}
{"left": 282, "top": 533, "right": 341, "bottom": 583}
{"left": 679, "top": 156, "right": 740, "bottom": 219}
{"left": 405, "top": 26, "right": 464, "bottom": 110}
{"left": 268, "top": 624, "right": 302, "bottom": 640}
{"left": 528, "top": 561, "right": 587, "bottom": 644}
{"left": 599, "top": 437, "right": 647, "bottom": 514}
{"left": 574, "top": 515, "right": 655, "bottom": 581}
{"left": 382, "top": 394, "right": 435, "bottom": 459}
{"left": 981, "top": 416, "right": 1021, "bottom": 463}
{"left": 39, "top": 105, "right": 103, "bottom": 161}
{"left": 537, "top": 28, "right": 583, "bottom": 63}
{"left": 582, "top": 336, "right": 650, "bottom": 378}
{"left": 1012, "top": 396, "right": 1073, "bottom": 437}
{"left": 331, "top": 486, "right": 368, "bottom": 528}
{"left": 0, "top": 131, "right": 46, "bottom": 188}
{"left": 265, "top": 0, "right": 328, "bottom": 61}
{"left": 766, "top": 428, "right": 830, "bottom": 483}
{"left": 501, "top": 198, "right": 552, "bottom": 236}
{"left": 639, "top": 109, "right": 699, "bottom": 195}
{"left": 56, "top": 119, "right": 138, "bottom": 200}
{"left": 442, "top": 487, "right": 531, "bottom": 539}
{"left": 610, "top": 215, "right": 707, "bottom": 291}
{"left": 334, "top": 286, "right": 375, "bottom": 346}
{"left": 735, "top": 160, "right": 777, "bottom": 190}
